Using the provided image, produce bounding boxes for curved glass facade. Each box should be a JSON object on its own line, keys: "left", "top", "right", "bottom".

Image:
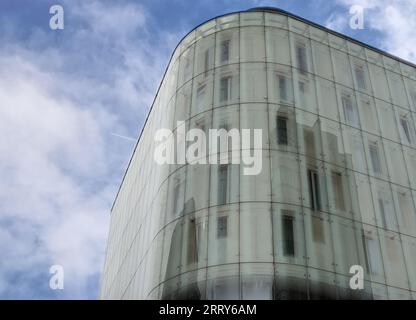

{"left": 100, "top": 9, "right": 416, "bottom": 300}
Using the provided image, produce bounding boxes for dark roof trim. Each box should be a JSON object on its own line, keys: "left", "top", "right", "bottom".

{"left": 109, "top": 6, "right": 416, "bottom": 213}
{"left": 247, "top": 6, "right": 416, "bottom": 69}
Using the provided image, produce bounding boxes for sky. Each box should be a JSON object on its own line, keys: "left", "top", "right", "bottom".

{"left": 0, "top": 0, "right": 415, "bottom": 300}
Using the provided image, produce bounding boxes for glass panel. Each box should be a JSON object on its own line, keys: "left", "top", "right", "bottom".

{"left": 293, "top": 70, "right": 318, "bottom": 113}
{"left": 351, "top": 58, "right": 370, "bottom": 93}
{"left": 325, "top": 165, "right": 350, "bottom": 215}
{"left": 297, "top": 110, "right": 322, "bottom": 161}
{"left": 266, "top": 63, "right": 294, "bottom": 105}
{"left": 320, "top": 118, "right": 344, "bottom": 166}
{"left": 240, "top": 63, "right": 267, "bottom": 103}
{"left": 396, "top": 108, "right": 416, "bottom": 146}
{"left": 240, "top": 203, "right": 273, "bottom": 262}
{"left": 209, "top": 163, "right": 239, "bottom": 206}
{"left": 312, "top": 40, "right": 333, "bottom": 80}
{"left": 166, "top": 166, "right": 186, "bottom": 223}
{"left": 265, "top": 12, "right": 288, "bottom": 29}
{"left": 332, "top": 49, "right": 353, "bottom": 88}
{"left": 316, "top": 77, "right": 338, "bottom": 121}
{"left": 184, "top": 164, "right": 210, "bottom": 214}
{"left": 271, "top": 150, "right": 301, "bottom": 206}
{"left": 331, "top": 215, "right": 364, "bottom": 276}
{"left": 363, "top": 133, "right": 387, "bottom": 178}
{"left": 299, "top": 156, "right": 328, "bottom": 212}
{"left": 404, "top": 146, "right": 416, "bottom": 190}
{"left": 241, "top": 263, "right": 273, "bottom": 300}
{"left": 269, "top": 105, "right": 297, "bottom": 150}
{"left": 376, "top": 99, "right": 399, "bottom": 142}
{"left": 371, "top": 178, "right": 398, "bottom": 232}
{"left": 402, "top": 235, "right": 416, "bottom": 291}
{"left": 217, "top": 14, "right": 239, "bottom": 30}
{"left": 272, "top": 203, "right": 306, "bottom": 267}
{"left": 194, "top": 33, "right": 215, "bottom": 77}
{"left": 191, "top": 71, "right": 214, "bottom": 116}
{"left": 265, "top": 27, "right": 291, "bottom": 65}
{"left": 368, "top": 63, "right": 390, "bottom": 102}
{"left": 214, "top": 64, "right": 240, "bottom": 107}
{"left": 384, "top": 140, "right": 408, "bottom": 187}
{"left": 357, "top": 93, "right": 379, "bottom": 135}
{"left": 289, "top": 17, "right": 310, "bottom": 36}
{"left": 174, "top": 81, "right": 192, "bottom": 124}
{"left": 403, "top": 76, "right": 416, "bottom": 111}
{"left": 207, "top": 204, "right": 239, "bottom": 265}
{"left": 178, "top": 269, "right": 207, "bottom": 299}
{"left": 386, "top": 70, "right": 408, "bottom": 108}
{"left": 240, "top": 11, "right": 264, "bottom": 26}
{"left": 160, "top": 221, "right": 184, "bottom": 287}
{"left": 361, "top": 225, "right": 386, "bottom": 285}
{"left": 178, "top": 44, "right": 195, "bottom": 88}
{"left": 379, "top": 229, "right": 409, "bottom": 289}
{"left": 341, "top": 124, "right": 367, "bottom": 173}
{"left": 291, "top": 35, "right": 311, "bottom": 75}
{"left": 240, "top": 103, "right": 269, "bottom": 149}
{"left": 240, "top": 150, "right": 271, "bottom": 202}
{"left": 304, "top": 209, "right": 336, "bottom": 297}
{"left": 206, "top": 265, "right": 240, "bottom": 299}
{"left": 393, "top": 186, "right": 416, "bottom": 236}
{"left": 215, "top": 28, "right": 239, "bottom": 67}
{"left": 196, "top": 19, "right": 216, "bottom": 38}
{"left": 240, "top": 26, "right": 265, "bottom": 62}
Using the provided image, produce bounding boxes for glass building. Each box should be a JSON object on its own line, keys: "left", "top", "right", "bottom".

{"left": 100, "top": 7, "right": 416, "bottom": 299}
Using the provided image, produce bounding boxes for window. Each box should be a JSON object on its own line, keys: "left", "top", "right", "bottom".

{"left": 282, "top": 214, "right": 295, "bottom": 257}
{"left": 378, "top": 198, "right": 387, "bottom": 229}
{"left": 312, "top": 216, "right": 325, "bottom": 243}
{"left": 364, "top": 236, "right": 381, "bottom": 275}
{"left": 184, "top": 56, "right": 192, "bottom": 81}
{"left": 277, "top": 74, "right": 287, "bottom": 101}
{"left": 378, "top": 192, "right": 395, "bottom": 230}
{"left": 369, "top": 141, "right": 382, "bottom": 174}
{"left": 173, "top": 181, "right": 181, "bottom": 215}
{"left": 331, "top": 171, "right": 345, "bottom": 211}
{"left": 220, "top": 39, "right": 230, "bottom": 63}
{"left": 220, "top": 76, "right": 232, "bottom": 102}
{"left": 217, "top": 216, "right": 228, "bottom": 238}
{"left": 204, "top": 49, "right": 210, "bottom": 74}
{"left": 361, "top": 232, "right": 371, "bottom": 273}
{"left": 277, "top": 116, "right": 288, "bottom": 145}
{"left": 196, "top": 85, "right": 206, "bottom": 112}
{"left": 410, "top": 91, "right": 416, "bottom": 109}
{"left": 304, "top": 130, "right": 316, "bottom": 157}
{"left": 354, "top": 65, "right": 366, "bottom": 90}
{"left": 400, "top": 115, "right": 412, "bottom": 144}
{"left": 186, "top": 216, "right": 198, "bottom": 265}
{"left": 398, "top": 191, "right": 412, "bottom": 226}
{"left": 298, "top": 81, "right": 307, "bottom": 106}
{"left": 218, "top": 164, "right": 229, "bottom": 205}
{"left": 308, "top": 169, "right": 321, "bottom": 211}
{"left": 342, "top": 94, "right": 356, "bottom": 125}
{"left": 296, "top": 42, "right": 308, "bottom": 74}
{"left": 352, "top": 138, "right": 366, "bottom": 172}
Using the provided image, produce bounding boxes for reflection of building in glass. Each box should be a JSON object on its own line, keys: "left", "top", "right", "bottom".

{"left": 100, "top": 7, "right": 416, "bottom": 299}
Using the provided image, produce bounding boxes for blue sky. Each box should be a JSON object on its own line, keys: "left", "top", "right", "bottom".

{"left": 0, "top": 0, "right": 415, "bottom": 299}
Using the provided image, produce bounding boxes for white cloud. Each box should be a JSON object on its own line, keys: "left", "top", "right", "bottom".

{"left": 0, "top": 54, "right": 112, "bottom": 298}
{"left": 0, "top": 0, "right": 180, "bottom": 299}
{"left": 326, "top": 0, "right": 416, "bottom": 62}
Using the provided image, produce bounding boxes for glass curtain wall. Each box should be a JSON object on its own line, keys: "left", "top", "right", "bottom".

{"left": 100, "top": 9, "right": 416, "bottom": 300}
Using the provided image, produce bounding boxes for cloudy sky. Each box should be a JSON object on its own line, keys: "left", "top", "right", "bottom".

{"left": 0, "top": 0, "right": 415, "bottom": 299}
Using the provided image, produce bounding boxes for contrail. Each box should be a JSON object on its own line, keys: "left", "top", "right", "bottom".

{"left": 110, "top": 132, "right": 137, "bottom": 142}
